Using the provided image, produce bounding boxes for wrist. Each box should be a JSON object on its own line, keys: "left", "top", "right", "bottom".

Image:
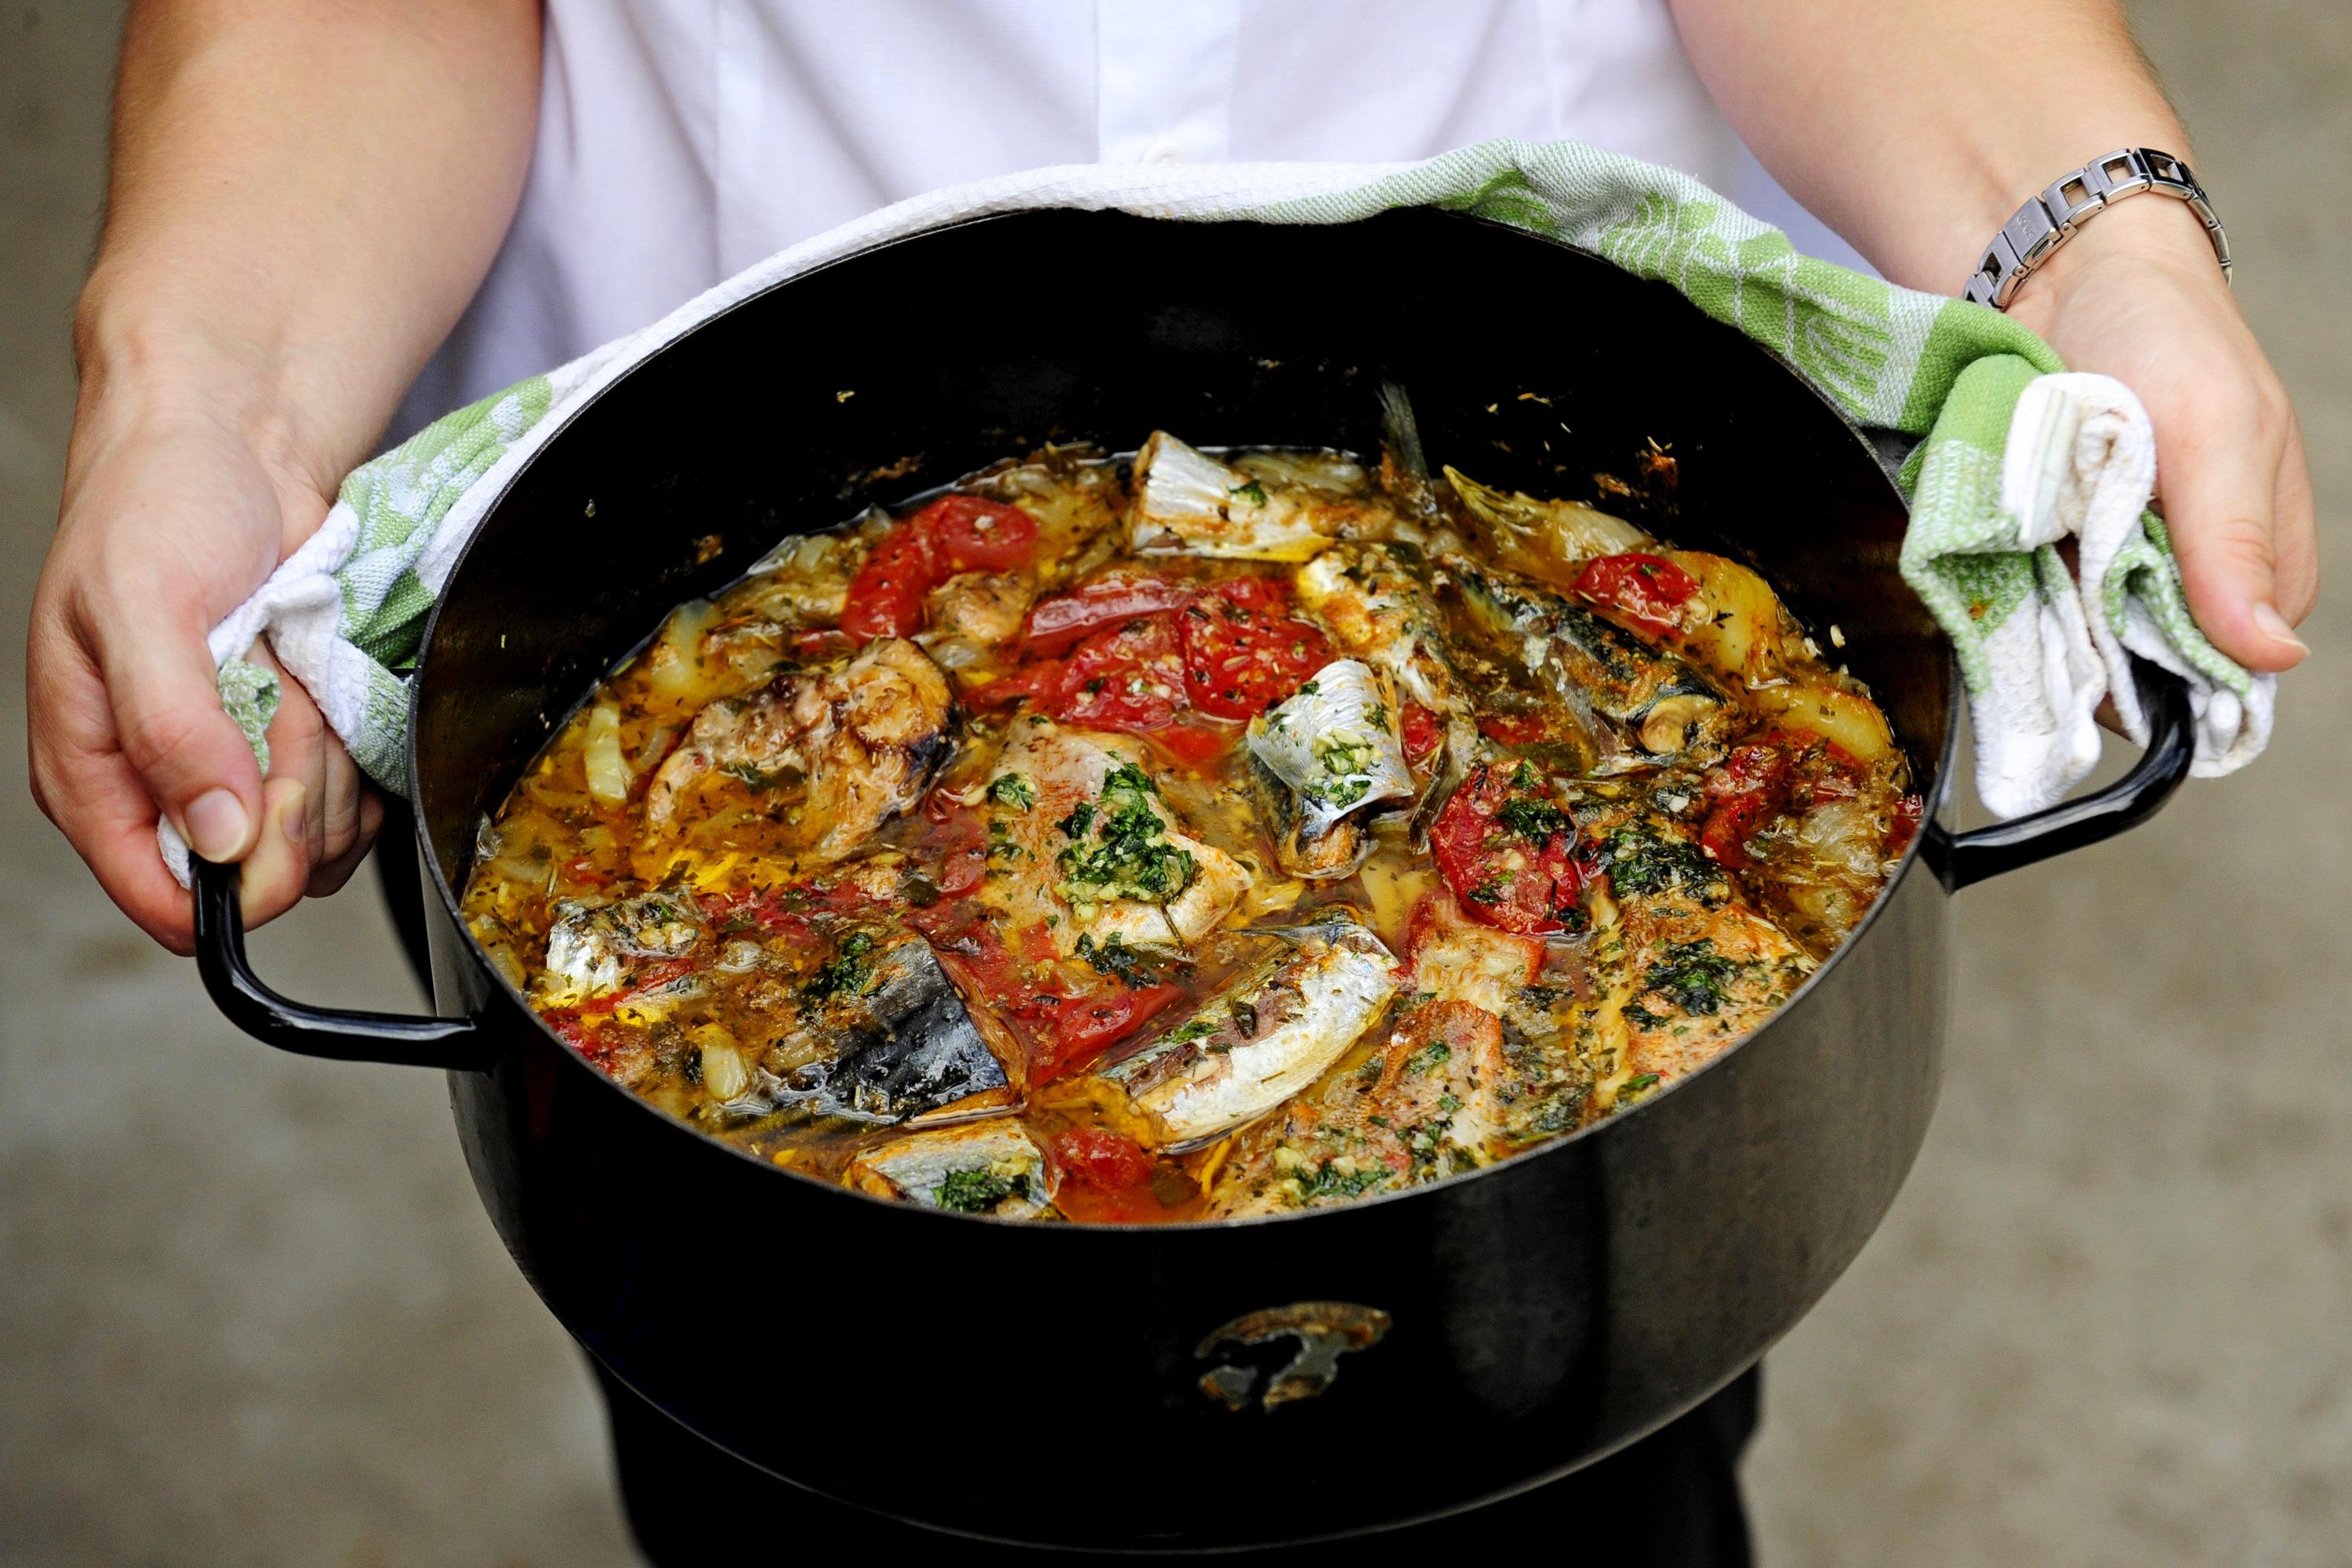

{"left": 72, "top": 278, "right": 346, "bottom": 499}
{"left": 2002, "top": 192, "right": 2233, "bottom": 336}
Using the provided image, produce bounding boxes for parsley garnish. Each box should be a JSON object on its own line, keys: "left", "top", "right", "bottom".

{"left": 986, "top": 772, "right": 1037, "bottom": 810}
{"left": 800, "top": 931, "right": 877, "bottom": 1001}
{"left": 1640, "top": 939, "right": 1747, "bottom": 1016}
{"left": 935, "top": 1168, "right": 1029, "bottom": 1212}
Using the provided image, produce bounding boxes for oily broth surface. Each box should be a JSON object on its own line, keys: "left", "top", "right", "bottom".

{"left": 461, "top": 445, "right": 1914, "bottom": 1223}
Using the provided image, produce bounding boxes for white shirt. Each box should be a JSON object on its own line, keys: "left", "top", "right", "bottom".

{"left": 402, "top": 1, "right": 1822, "bottom": 429}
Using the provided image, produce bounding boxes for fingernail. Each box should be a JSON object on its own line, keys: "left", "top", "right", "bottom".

{"left": 186, "top": 789, "right": 251, "bottom": 861}
{"left": 2253, "top": 603, "right": 2310, "bottom": 657}
{"left": 279, "top": 783, "right": 309, "bottom": 849}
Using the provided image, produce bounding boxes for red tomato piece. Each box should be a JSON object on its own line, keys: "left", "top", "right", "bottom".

{"left": 913, "top": 494, "right": 1039, "bottom": 574}
{"left": 1022, "top": 568, "right": 1195, "bottom": 655}
{"left": 1699, "top": 742, "right": 1794, "bottom": 870}
{"left": 964, "top": 660, "right": 1068, "bottom": 712}
{"left": 1144, "top": 717, "right": 1236, "bottom": 768}
{"left": 1427, "top": 764, "right": 1583, "bottom": 935}
{"left": 1399, "top": 702, "right": 1443, "bottom": 768}
{"left": 1017, "top": 982, "right": 1184, "bottom": 1083}
{"left": 1051, "top": 1127, "right": 1155, "bottom": 1192}
{"left": 1572, "top": 552, "right": 1700, "bottom": 638}
{"left": 1176, "top": 576, "right": 1333, "bottom": 720}
{"left": 840, "top": 521, "right": 938, "bottom": 641}
{"left": 1056, "top": 613, "right": 1189, "bottom": 731}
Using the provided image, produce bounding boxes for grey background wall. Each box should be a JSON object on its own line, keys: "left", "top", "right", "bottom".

{"left": 3, "top": 4, "right": 2345, "bottom": 1563}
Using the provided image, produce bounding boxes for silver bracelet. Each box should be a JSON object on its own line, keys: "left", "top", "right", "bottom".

{"left": 1962, "top": 147, "right": 2231, "bottom": 310}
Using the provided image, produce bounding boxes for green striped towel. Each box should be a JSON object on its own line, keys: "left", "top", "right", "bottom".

{"left": 159, "top": 139, "right": 2270, "bottom": 881}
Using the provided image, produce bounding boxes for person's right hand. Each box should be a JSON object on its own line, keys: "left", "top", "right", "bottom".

{"left": 28, "top": 365, "right": 383, "bottom": 953}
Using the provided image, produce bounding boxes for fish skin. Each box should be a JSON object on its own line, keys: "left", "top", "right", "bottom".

{"left": 644, "top": 636, "right": 956, "bottom": 863}
{"left": 1097, "top": 917, "right": 1398, "bottom": 1149}
{"left": 977, "top": 722, "right": 1248, "bottom": 958}
{"left": 1441, "top": 554, "right": 1729, "bottom": 766}
{"left": 1127, "top": 432, "right": 1388, "bottom": 562}
{"left": 735, "top": 929, "right": 1016, "bottom": 1125}
{"left": 844, "top": 1120, "right": 1057, "bottom": 1218}
{"left": 1246, "top": 658, "right": 1414, "bottom": 880}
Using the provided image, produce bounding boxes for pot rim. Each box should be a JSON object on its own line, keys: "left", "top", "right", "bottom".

{"left": 407, "top": 206, "right": 1955, "bottom": 1232}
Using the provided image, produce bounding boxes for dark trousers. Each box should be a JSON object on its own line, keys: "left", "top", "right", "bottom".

{"left": 377, "top": 813, "right": 1759, "bottom": 1565}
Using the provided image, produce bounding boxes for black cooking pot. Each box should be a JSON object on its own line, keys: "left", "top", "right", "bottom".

{"left": 192, "top": 209, "right": 2190, "bottom": 1552}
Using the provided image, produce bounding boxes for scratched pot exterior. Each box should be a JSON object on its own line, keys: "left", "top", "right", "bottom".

{"left": 397, "top": 209, "right": 1951, "bottom": 1549}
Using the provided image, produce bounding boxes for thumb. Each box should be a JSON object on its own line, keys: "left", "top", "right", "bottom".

{"left": 99, "top": 608, "right": 267, "bottom": 863}
{"left": 2157, "top": 401, "right": 2308, "bottom": 674}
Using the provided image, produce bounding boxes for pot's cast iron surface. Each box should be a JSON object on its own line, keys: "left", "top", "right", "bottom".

{"left": 191, "top": 209, "right": 2191, "bottom": 1552}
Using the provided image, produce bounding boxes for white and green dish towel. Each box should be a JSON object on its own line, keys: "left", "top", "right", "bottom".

{"left": 159, "top": 138, "right": 2274, "bottom": 883}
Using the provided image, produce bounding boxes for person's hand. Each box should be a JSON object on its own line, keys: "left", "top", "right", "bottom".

{"left": 28, "top": 357, "right": 383, "bottom": 953}
{"left": 2005, "top": 194, "right": 2316, "bottom": 673}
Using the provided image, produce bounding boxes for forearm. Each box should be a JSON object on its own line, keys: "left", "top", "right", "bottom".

{"left": 78, "top": 0, "right": 542, "bottom": 491}
{"left": 1669, "top": 0, "right": 2198, "bottom": 294}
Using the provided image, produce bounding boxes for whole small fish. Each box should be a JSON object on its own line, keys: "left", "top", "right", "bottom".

{"left": 1096, "top": 917, "right": 1399, "bottom": 1149}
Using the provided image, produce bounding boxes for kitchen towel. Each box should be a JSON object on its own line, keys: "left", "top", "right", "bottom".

{"left": 160, "top": 138, "right": 2274, "bottom": 880}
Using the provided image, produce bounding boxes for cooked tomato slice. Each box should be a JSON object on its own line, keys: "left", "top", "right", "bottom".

{"left": 1572, "top": 552, "right": 1700, "bottom": 638}
{"left": 840, "top": 521, "right": 938, "bottom": 641}
{"left": 1428, "top": 763, "right": 1583, "bottom": 935}
{"left": 1399, "top": 702, "right": 1443, "bottom": 768}
{"left": 1144, "top": 717, "right": 1236, "bottom": 768}
{"left": 1022, "top": 568, "right": 1195, "bottom": 655}
{"left": 1056, "top": 612, "right": 1189, "bottom": 731}
{"left": 964, "top": 660, "right": 1068, "bottom": 711}
{"left": 1051, "top": 1127, "right": 1154, "bottom": 1192}
{"left": 913, "top": 494, "right": 1039, "bottom": 573}
{"left": 1017, "top": 982, "right": 1184, "bottom": 1083}
{"left": 1176, "top": 575, "right": 1332, "bottom": 720}
{"left": 1699, "top": 742, "right": 1794, "bottom": 869}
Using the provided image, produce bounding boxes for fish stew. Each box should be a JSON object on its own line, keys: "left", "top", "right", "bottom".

{"left": 461, "top": 434, "right": 1920, "bottom": 1223}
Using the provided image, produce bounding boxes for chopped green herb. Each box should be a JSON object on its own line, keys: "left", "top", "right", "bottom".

{"left": 1495, "top": 796, "right": 1572, "bottom": 846}
{"left": 1055, "top": 763, "right": 1197, "bottom": 906}
{"left": 1639, "top": 939, "right": 1748, "bottom": 1016}
{"left": 1615, "top": 1072, "right": 1662, "bottom": 1105}
{"left": 800, "top": 931, "right": 877, "bottom": 1001}
{"left": 1230, "top": 479, "right": 1270, "bottom": 506}
{"left": 986, "top": 772, "right": 1038, "bottom": 810}
{"left": 722, "top": 762, "right": 779, "bottom": 791}
{"left": 934, "top": 1168, "right": 1030, "bottom": 1213}
{"left": 1405, "top": 1040, "right": 1453, "bottom": 1076}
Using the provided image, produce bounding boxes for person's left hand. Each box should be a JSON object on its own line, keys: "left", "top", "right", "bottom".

{"left": 2005, "top": 193, "right": 2315, "bottom": 673}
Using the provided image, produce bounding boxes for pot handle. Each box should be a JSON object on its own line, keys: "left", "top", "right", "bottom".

{"left": 1929, "top": 659, "right": 2194, "bottom": 891}
{"left": 191, "top": 856, "right": 492, "bottom": 1072}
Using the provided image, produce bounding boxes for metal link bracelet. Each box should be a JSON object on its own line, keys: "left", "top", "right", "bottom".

{"left": 1962, "top": 147, "right": 2231, "bottom": 310}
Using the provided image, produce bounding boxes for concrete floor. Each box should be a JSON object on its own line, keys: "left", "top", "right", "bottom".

{"left": 3, "top": 4, "right": 2347, "bottom": 1565}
